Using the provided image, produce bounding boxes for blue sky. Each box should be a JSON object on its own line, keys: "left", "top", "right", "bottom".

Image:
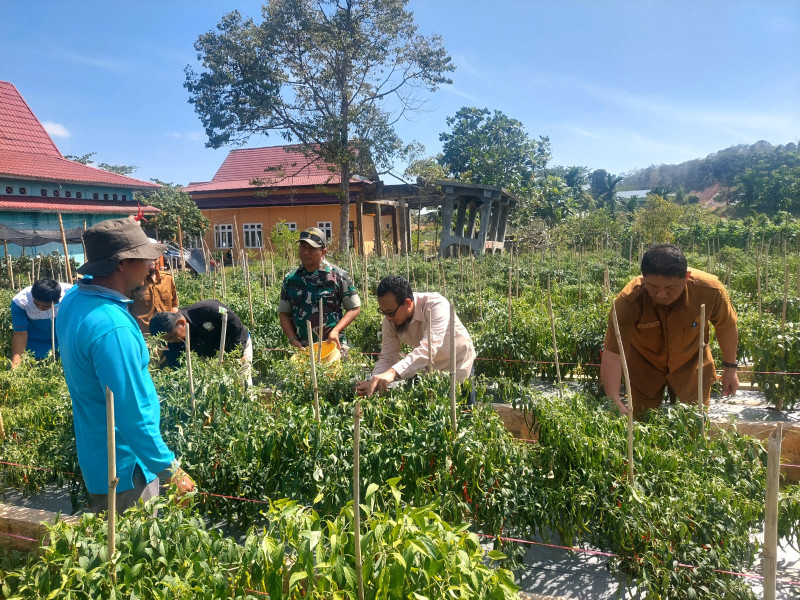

{"left": 2, "top": 1, "right": 798, "bottom": 187}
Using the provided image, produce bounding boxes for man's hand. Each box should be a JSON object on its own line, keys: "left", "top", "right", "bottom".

{"left": 289, "top": 337, "right": 304, "bottom": 349}
{"left": 721, "top": 366, "right": 740, "bottom": 397}
{"left": 327, "top": 329, "right": 342, "bottom": 349}
{"left": 356, "top": 370, "right": 396, "bottom": 396}
{"left": 611, "top": 396, "right": 630, "bottom": 416}
{"left": 166, "top": 467, "right": 195, "bottom": 506}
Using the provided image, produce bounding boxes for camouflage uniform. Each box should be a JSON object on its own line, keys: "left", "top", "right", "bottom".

{"left": 278, "top": 262, "right": 361, "bottom": 345}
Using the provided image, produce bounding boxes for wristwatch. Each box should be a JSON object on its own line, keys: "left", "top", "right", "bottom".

{"left": 721, "top": 361, "right": 738, "bottom": 369}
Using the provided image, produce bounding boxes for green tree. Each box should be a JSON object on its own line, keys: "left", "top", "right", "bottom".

{"left": 135, "top": 181, "right": 209, "bottom": 242}
{"left": 438, "top": 107, "right": 549, "bottom": 196}
{"left": 185, "top": 1, "right": 454, "bottom": 253}
{"left": 64, "top": 152, "right": 138, "bottom": 175}
{"left": 632, "top": 195, "right": 683, "bottom": 244}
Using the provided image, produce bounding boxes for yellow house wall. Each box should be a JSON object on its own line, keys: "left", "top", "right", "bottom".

{"left": 202, "top": 204, "right": 395, "bottom": 255}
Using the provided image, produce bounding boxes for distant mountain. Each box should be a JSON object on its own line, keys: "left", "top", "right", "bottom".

{"left": 619, "top": 140, "right": 799, "bottom": 194}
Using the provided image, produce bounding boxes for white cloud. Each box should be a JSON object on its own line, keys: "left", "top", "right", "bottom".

{"left": 42, "top": 121, "right": 70, "bottom": 138}
{"left": 441, "top": 85, "right": 481, "bottom": 103}
{"left": 582, "top": 84, "right": 799, "bottom": 140}
{"left": 59, "top": 49, "right": 127, "bottom": 72}
{"left": 567, "top": 125, "right": 603, "bottom": 140}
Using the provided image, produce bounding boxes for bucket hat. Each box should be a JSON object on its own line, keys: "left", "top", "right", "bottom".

{"left": 297, "top": 227, "right": 327, "bottom": 248}
{"left": 78, "top": 218, "right": 166, "bottom": 276}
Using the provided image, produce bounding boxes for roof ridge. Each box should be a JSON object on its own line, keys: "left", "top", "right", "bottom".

{"left": 0, "top": 81, "right": 62, "bottom": 158}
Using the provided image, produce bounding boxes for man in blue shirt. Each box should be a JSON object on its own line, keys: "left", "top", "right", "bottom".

{"left": 57, "top": 218, "right": 194, "bottom": 514}
{"left": 10, "top": 278, "right": 72, "bottom": 368}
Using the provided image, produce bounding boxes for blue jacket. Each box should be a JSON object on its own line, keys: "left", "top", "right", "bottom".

{"left": 56, "top": 281, "right": 175, "bottom": 495}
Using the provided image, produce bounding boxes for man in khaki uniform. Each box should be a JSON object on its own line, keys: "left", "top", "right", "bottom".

{"left": 130, "top": 266, "right": 179, "bottom": 335}
{"left": 601, "top": 244, "right": 739, "bottom": 419}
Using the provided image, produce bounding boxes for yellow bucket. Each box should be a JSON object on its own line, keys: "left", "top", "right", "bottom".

{"left": 291, "top": 340, "right": 342, "bottom": 365}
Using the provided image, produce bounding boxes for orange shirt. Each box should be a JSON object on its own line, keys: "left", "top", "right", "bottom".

{"left": 130, "top": 271, "right": 178, "bottom": 334}
{"left": 603, "top": 269, "right": 737, "bottom": 401}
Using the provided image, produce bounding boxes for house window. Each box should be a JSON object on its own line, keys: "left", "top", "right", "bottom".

{"left": 103, "top": 194, "right": 109, "bottom": 201}
{"left": 286, "top": 222, "right": 297, "bottom": 232}
{"left": 243, "top": 223, "right": 263, "bottom": 248}
{"left": 4, "top": 187, "right": 11, "bottom": 194}
{"left": 76, "top": 192, "right": 83, "bottom": 199}
{"left": 317, "top": 221, "right": 333, "bottom": 241}
{"left": 40, "top": 189, "right": 47, "bottom": 197}
{"left": 112, "top": 194, "right": 118, "bottom": 201}
{"left": 215, "top": 223, "right": 234, "bottom": 249}
{"left": 65, "top": 191, "right": 72, "bottom": 198}
{"left": 19, "top": 187, "right": 26, "bottom": 195}
{"left": 93, "top": 193, "right": 99, "bottom": 200}
{"left": 122, "top": 194, "right": 127, "bottom": 201}
{"left": 53, "top": 189, "right": 60, "bottom": 198}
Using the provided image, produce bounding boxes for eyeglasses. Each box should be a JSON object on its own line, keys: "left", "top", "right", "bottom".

{"left": 378, "top": 304, "right": 402, "bottom": 318}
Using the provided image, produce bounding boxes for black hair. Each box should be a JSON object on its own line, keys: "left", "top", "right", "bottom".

{"left": 149, "top": 311, "right": 181, "bottom": 337}
{"left": 376, "top": 275, "right": 413, "bottom": 304}
{"left": 640, "top": 244, "right": 688, "bottom": 278}
{"left": 31, "top": 279, "right": 62, "bottom": 303}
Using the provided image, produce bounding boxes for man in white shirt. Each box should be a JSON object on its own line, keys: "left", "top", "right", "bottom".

{"left": 356, "top": 275, "right": 476, "bottom": 396}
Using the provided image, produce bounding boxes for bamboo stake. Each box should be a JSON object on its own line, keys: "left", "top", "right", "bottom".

{"left": 0, "top": 409, "right": 5, "bottom": 440}
{"left": 611, "top": 303, "right": 635, "bottom": 483}
{"left": 306, "top": 321, "right": 321, "bottom": 423}
{"left": 546, "top": 276, "right": 562, "bottom": 397}
{"left": 177, "top": 216, "right": 186, "bottom": 272}
{"left": 507, "top": 266, "right": 513, "bottom": 333}
{"left": 362, "top": 250, "right": 368, "bottom": 307}
{"left": 244, "top": 252, "right": 255, "bottom": 328}
{"left": 697, "top": 304, "right": 706, "bottom": 437}
{"left": 353, "top": 399, "right": 365, "bottom": 600}
{"left": 57, "top": 213, "right": 73, "bottom": 284}
{"left": 259, "top": 248, "right": 268, "bottom": 304}
{"left": 82, "top": 220, "right": 88, "bottom": 264}
{"left": 406, "top": 250, "right": 410, "bottom": 282}
{"left": 762, "top": 422, "right": 782, "bottom": 600}
{"left": 756, "top": 246, "right": 762, "bottom": 313}
{"left": 218, "top": 307, "right": 228, "bottom": 363}
{"left": 796, "top": 262, "right": 800, "bottom": 298}
{"left": 781, "top": 262, "right": 790, "bottom": 335}
{"left": 221, "top": 259, "right": 227, "bottom": 301}
{"left": 449, "top": 302, "right": 458, "bottom": 435}
{"left": 318, "top": 298, "right": 324, "bottom": 362}
{"left": 106, "top": 386, "right": 119, "bottom": 569}
{"left": 51, "top": 309, "right": 56, "bottom": 363}
{"left": 5, "top": 240, "right": 14, "bottom": 289}
{"left": 185, "top": 322, "right": 195, "bottom": 414}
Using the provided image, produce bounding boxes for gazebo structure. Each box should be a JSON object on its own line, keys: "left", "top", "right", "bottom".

{"left": 437, "top": 181, "right": 518, "bottom": 257}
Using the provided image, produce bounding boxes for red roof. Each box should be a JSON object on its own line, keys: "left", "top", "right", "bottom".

{"left": 0, "top": 196, "right": 159, "bottom": 214}
{"left": 185, "top": 145, "right": 366, "bottom": 193}
{"left": 0, "top": 82, "right": 61, "bottom": 157}
{"left": 0, "top": 150, "right": 158, "bottom": 190}
{"left": 0, "top": 81, "right": 158, "bottom": 190}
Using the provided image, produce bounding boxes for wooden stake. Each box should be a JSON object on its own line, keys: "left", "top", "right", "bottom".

{"left": 244, "top": 252, "right": 255, "bottom": 328}
{"left": 697, "top": 304, "right": 706, "bottom": 437}
{"left": 611, "top": 303, "right": 635, "bottom": 483}
{"left": 353, "top": 399, "right": 365, "bottom": 600}
{"left": 177, "top": 216, "right": 186, "bottom": 272}
{"left": 106, "top": 387, "right": 119, "bottom": 568}
{"left": 781, "top": 262, "right": 790, "bottom": 335}
{"left": 756, "top": 247, "right": 762, "bottom": 313}
{"left": 762, "top": 422, "right": 782, "bottom": 600}
{"left": 82, "top": 220, "right": 88, "bottom": 264}
{"left": 427, "top": 307, "right": 433, "bottom": 372}
{"left": 218, "top": 307, "right": 228, "bottom": 363}
{"left": 51, "top": 309, "right": 56, "bottom": 363}
{"left": 259, "top": 248, "right": 268, "bottom": 304}
{"left": 449, "top": 302, "right": 458, "bottom": 434}
{"left": 4, "top": 240, "right": 13, "bottom": 290}
{"left": 507, "top": 266, "right": 513, "bottom": 333}
{"left": 362, "top": 250, "right": 368, "bottom": 308}
{"left": 57, "top": 213, "right": 73, "bottom": 284}
{"left": 306, "top": 320, "right": 320, "bottom": 423}
{"left": 546, "top": 276, "right": 562, "bottom": 397}
{"left": 318, "top": 298, "right": 324, "bottom": 362}
{"left": 0, "top": 409, "right": 5, "bottom": 440}
{"left": 185, "top": 323, "right": 195, "bottom": 414}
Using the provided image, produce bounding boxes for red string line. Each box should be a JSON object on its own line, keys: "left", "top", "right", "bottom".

{"left": 261, "top": 348, "right": 800, "bottom": 376}
{"left": 198, "top": 491, "right": 271, "bottom": 505}
{"left": 477, "top": 533, "right": 800, "bottom": 587}
{"left": 0, "top": 460, "right": 76, "bottom": 476}
{"left": 0, "top": 530, "right": 38, "bottom": 543}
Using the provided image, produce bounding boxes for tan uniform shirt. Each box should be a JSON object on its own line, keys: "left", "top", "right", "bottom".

{"left": 603, "top": 269, "right": 737, "bottom": 402}
{"left": 130, "top": 271, "right": 178, "bottom": 334}
{"left": 372, "top": 292, "right": 476, "bottom": 382}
